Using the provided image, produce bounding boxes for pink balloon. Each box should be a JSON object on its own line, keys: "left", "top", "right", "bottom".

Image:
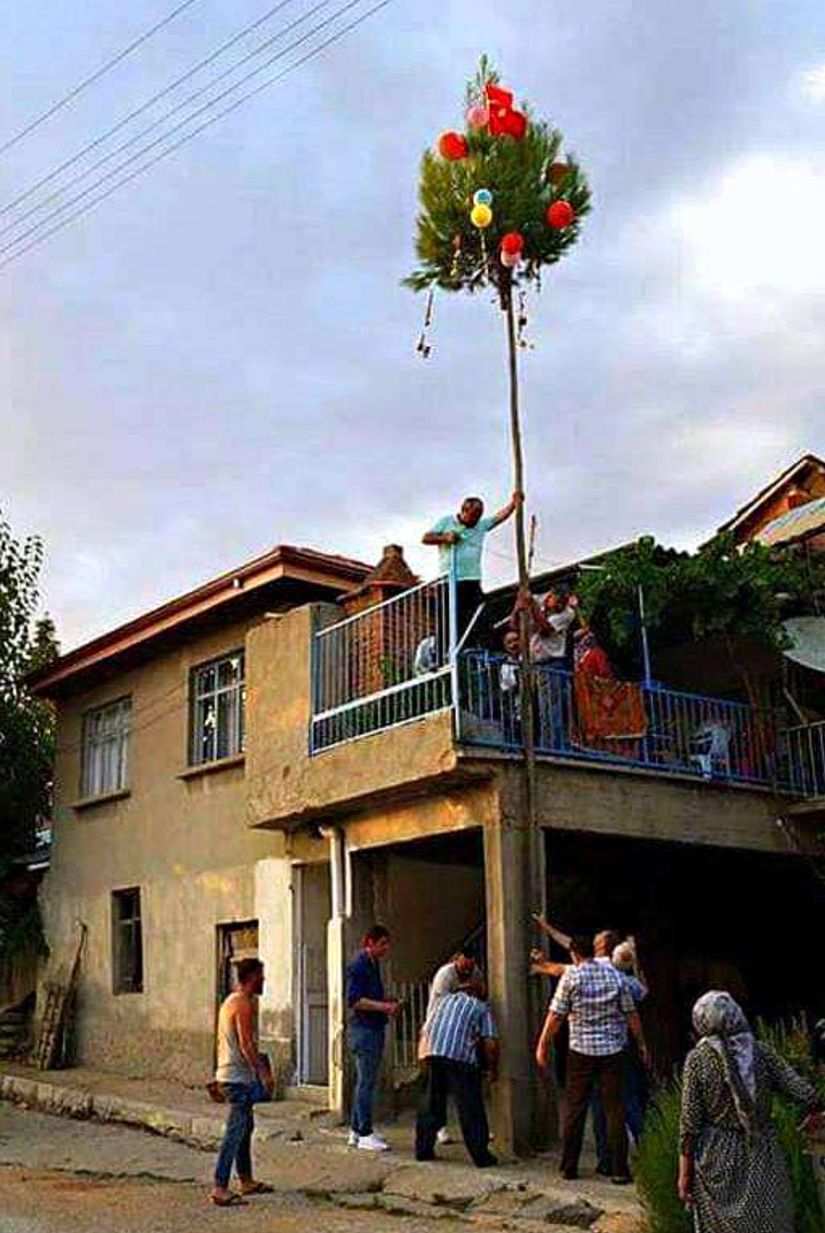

{"left": 500, "top": 249, "right": 520, "bottom": 268}
{"left": 467, "top": 104, "right": 489, "bottom": 130}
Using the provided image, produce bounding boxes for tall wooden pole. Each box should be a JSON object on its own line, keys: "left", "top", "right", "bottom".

{"left": 502, "top": 272, "right": 552, "bottom": 1144}
{"left": 502, "top": 272, "right": 543, "bottom": 909}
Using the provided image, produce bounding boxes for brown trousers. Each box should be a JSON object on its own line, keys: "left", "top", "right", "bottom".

{"left": 561, "top": 1049, "right": 628, "bottom": 1177}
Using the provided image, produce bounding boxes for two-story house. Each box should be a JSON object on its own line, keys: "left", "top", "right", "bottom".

{"left": 33, "top": 503, "right": 823, "bottom": 1155}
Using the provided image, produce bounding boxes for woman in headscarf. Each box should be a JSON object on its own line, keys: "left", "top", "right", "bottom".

{"left": 678, "top": 990, "right": 823, "bottom": 1231}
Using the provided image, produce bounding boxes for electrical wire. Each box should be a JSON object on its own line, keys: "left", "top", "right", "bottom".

{"left": 0, "top": 0, "right": 337, "bottom": 244}
{"left": 0, "top": 0, "right": 315, "bottom": 222}
{"left": 0, "top": 0, "right": 395, "bottom": 272}
{"left": 0, "top": 0, "right": 205, "bottom": 159}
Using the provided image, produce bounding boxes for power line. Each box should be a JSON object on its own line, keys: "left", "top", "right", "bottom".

{"left": 0, "top": 0, "right": 337, "bottom": 244}
{"left": 0, "top": 0, "right": 395, "bottom": 272}
{"left": 0, "top": 0, "right": 205, "bottom": 159}
{"left": 0, "top": 0, "right": 314, "bottom": 222}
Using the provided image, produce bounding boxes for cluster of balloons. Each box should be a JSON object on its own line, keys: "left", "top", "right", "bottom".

{"left": 436, "top": 80, "right": 577, "bottom": 267}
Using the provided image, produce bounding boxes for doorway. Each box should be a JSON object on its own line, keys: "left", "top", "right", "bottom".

{"left": 294, "top": 863, "right": 331, "bottom": 1086}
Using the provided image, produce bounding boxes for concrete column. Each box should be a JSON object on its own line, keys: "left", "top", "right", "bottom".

{"left": 254, "top": 857, "right": 294, "bottom": 1083}
{"left": 484, "top": 791, "right": 557, "bottom": 1156}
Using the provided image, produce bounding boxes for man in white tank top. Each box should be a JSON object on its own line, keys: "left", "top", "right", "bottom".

{"left": 210, "top": 958, "right": 274, "bottom": 1206}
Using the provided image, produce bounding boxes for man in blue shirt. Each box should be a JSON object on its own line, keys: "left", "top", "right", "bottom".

{"left": 423, "top": 493, "right": 522, "bottom": 642}
{"left": 415, "top": 975, "right": 499, "bottom": 1168}
{"left": 346, "top": 925, "right": 399, "bottom": 1152}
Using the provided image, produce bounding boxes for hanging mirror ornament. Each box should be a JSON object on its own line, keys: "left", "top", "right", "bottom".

{"left": 473, "top": 188, "right": 493, "bottom": 207}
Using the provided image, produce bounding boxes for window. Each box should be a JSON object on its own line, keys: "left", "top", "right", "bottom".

{"left": 81, "top": 697, "right": 131, "bottom": 798}
{"left": 112, "top": 888, "right": 143, "bottom": 994}
{"left": 190, "top": 651, "right": 245, "bottom": 766}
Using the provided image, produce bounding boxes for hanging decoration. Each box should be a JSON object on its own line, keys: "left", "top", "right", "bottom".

{"left": 473, "top": 188, "right": 493, "bottom": 207}
{"left": 437, "top": 131, "right": 468, "bottom": 161}
{"left": 546, "top": 200, "right": 575, "bottom": 229}
{"left": 415, "top": 286, "right": 435, "bottom": 359}
{"left": 470, "top": 202, "right": 493, "bottom": 229}
{"left": 467, "top": 104, "right": 489, "bottom": 130}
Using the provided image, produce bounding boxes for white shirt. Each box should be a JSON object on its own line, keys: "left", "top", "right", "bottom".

{"left": 426, "top": 961, "right": 482, "bottom": 1022}
{"left": 531, "top": 605, "right": 576, "bottom": 663}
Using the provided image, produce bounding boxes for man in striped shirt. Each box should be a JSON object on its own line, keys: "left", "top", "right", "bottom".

{"left": 415, "top": 975, "right": 499, "bottom": 1168}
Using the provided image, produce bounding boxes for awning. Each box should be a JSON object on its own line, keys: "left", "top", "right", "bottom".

{"left": 757, "top": 496, "right": 825, "bottom": 547}
{"left": 783, "top": 616, "right": 825, "bottom": 673}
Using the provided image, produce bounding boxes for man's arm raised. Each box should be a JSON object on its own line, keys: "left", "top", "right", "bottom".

{"left": 489, "top": 491, "right": 524, "bottom": 528}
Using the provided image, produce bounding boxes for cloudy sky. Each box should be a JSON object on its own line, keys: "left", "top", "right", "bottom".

{"left": 2, "top": 0, "right": 824, "bottom": 650}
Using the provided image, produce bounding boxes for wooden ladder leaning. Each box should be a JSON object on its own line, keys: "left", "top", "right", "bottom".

{"left": 32, "top": 922, "right": 87, "bottom": 1071}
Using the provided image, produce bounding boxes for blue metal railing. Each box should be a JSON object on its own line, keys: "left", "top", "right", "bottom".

{"left": 456, "top": 651, "right": 790, "bottom": 788}
{"left": 310, "top": 574, "right": 454, "bottom": 752}
{"left": 785, "top": 720, "right": 825, "bottom": 798}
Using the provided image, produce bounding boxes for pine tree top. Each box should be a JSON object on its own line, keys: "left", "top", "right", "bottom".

{"left": 405, "top": 59, "right": 591, "bottom": 303}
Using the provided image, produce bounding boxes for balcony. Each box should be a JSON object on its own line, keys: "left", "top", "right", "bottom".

{"left": 785, "top": 719, "right": 825, "bottom": 798}
{"left": 308, "top": 576, "right": 798, "bottom": 792}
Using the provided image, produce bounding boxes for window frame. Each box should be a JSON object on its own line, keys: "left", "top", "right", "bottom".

{"left": 188, "top": 649, "right": 246, "bottom": 768}
{"left": 111, "top": 886, "right": 143, "bottom": 995}
{"left": 80, "top": 695, "right": 132, "bottom": 799}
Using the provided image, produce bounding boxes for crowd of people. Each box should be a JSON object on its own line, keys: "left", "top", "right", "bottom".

{"left": 205, "top": 913, "right": 823, "bottom": 1230}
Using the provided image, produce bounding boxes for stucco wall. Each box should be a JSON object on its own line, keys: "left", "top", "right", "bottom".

{"left": 245, "top": 605, "right": 460, "bottom": 828}
{"left": 41, "top": 616, "right": 292, "bottom": 1083}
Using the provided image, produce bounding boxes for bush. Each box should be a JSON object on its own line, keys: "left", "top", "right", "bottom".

{"left": 633, "top": 1079, "right": 692, "bottom": 1233}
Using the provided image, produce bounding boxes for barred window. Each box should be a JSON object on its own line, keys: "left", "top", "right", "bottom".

{"left": 81, "top": 697, "right": 131, "bottom": 798}
{"left": 112, "top": 887, "right": 143, "bottom": 994}
{"left": 190, "top": 651, "right": 245, "bottom": 766}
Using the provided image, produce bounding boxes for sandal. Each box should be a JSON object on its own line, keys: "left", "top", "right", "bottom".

{"left": 209, "top": 1193, "right": 248, "bottom": 1207}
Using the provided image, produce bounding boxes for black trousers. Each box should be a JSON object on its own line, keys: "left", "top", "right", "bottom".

{"left": 455, "top": 581, "right": 484, "bottom": 645}
{"left": 561, "top": 1049, "right": 629, "bottom": 1178}
{"left": 415, "top": 1057, "right": 491, "bottom": 1166}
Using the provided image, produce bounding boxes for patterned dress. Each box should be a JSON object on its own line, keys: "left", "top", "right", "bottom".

{"left": 679, "top": 1040, "right": 821, "bottom": 1232}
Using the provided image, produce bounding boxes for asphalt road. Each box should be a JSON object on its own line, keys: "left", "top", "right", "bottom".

{"left": 0, "top": 1107, "right": 450, "bottom": 1233}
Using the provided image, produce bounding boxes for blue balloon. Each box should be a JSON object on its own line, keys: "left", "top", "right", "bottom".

{"left": 473, "top": 188, "right": 493, "bottom": 207}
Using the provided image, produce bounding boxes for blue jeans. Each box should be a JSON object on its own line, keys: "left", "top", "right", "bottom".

{"left": 214, "top": 1082, "right": 254, "bottom": 1188}
{"left": 349, "top": 1023, "right": 384, "bottom": 1136}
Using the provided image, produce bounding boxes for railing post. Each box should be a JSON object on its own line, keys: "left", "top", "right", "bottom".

{"left": 448, "top": 557, "right": 461, "bottom": 740}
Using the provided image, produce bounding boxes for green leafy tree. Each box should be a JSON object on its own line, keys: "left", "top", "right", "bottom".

{"left": 0, "top": 511, "right": 58, "bottom": 960}
{"left": 576, "top": 533, "right": 825, "bottom": 706}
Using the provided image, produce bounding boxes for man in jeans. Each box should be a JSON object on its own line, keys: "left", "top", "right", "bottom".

{"left": 535, "top": 934, "right": 648, "bottom": 1184}
{"left": 210, "top": 958, "right": 274, "bottom": 1206}
{"left": 346, "top": 925, "right": 399, "bottom": 1151}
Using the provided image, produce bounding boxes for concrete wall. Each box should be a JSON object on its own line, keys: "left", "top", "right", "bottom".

{"left": 41, "top": 616, "right": 293, "bottom": 1084}
{"left": 380, "top": 852, "right": 484, "bottom": 982}
{"left": 485, "top": 757, "right": 788, "bottom": 853}
{"left": 245, "top": 606, "right": 461, "bottom": 829}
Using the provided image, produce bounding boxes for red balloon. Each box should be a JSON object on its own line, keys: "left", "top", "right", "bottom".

{"left": 547, "top": 200, "right": 575, "bottom": 229}
{"left": 486, "top": 83, "right": 514, "bottom": 109}
{"left": 502, "top": 108, "right": 527, "bottom": 140}
{"left": 438, "top": 131, "right": 468, "bottom": 161}
{"left": 501, "top": 231, "right": 525, "bottom": 255}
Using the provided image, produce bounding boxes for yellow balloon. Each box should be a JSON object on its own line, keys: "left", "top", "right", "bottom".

{"left": 470, "top": 203, "right": 493, "bottom": 229}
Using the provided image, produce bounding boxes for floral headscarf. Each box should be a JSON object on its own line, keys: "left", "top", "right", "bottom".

{"left": 692, "top": 990, "right": 757, "bottom": 1134}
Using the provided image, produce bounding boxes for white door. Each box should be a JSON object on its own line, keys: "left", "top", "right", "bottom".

{"left": 295, "top": 864, "right": 330, "bottom": 1085}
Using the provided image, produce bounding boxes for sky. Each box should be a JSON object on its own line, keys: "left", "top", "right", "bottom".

{"left": 1, "top": 0, "right": 824, "bottom": 651}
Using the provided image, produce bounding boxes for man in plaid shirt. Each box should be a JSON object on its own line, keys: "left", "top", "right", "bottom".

{"left": 535, "top": 934, "right": 648, "bottom": 1183}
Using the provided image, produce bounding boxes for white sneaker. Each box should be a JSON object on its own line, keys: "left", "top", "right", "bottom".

{"left": 347, "top": 1129, "right": 359, "bottom": 1147}
{"left": 436, "top": 1127, "right": 454, "bottom": 1145}
{"left": 357, "top": 1133, "right": 390, "bottom": 1152}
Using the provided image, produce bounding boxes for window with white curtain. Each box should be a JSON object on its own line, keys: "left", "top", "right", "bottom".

{"left": 81, "top": 697, "right": 131, "bottom": 797}
{"left": 190, "top": 651, "right": 245, "bottom": 766}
